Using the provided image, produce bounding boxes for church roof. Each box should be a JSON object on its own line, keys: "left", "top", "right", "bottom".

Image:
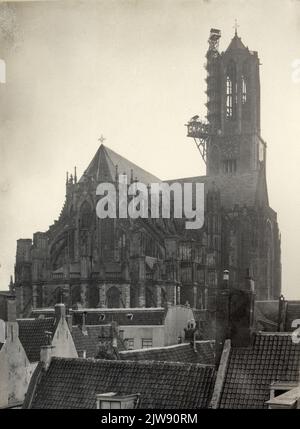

{"left": 80, "top": 144, "right": 161, "bottom": 185}
{"left": 166, "top": 171, "right": 263, "bottom": 210}
{"left": 226, "top": 33, "right": 248, "bottom": 52}
{"left": 23, "top": 357, "right": 216, "bottom": 409}
{"left": 81, "top": 144, "right": 267, "bottom": 210}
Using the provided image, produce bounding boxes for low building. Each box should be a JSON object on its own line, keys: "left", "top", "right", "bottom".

{"left": 33, "top": 304, "right": 199, "bottom": 350}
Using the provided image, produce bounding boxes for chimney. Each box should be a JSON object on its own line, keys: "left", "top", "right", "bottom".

{"left": 40, "top": 345, "right": 55, "bottom": 371}
{"left": 215, "top": 269, "right": 255, "bottom": 366}
{"left": 7, "top": 295, "right": 17, "bottom": 322}
{"left": 54, "top": 303, "right": 66, "bottom": 323}
{"left": 81, "top": 311, "right": 88, "bottom": 335}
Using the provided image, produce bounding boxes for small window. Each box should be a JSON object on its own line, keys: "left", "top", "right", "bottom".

{"left": 223, "top": 159, "right": 237, "bottom": 174}
{"left": 141, "top": 338, "right": 153, "bottom": 349}
{"left": 125, "top": 338, "right": 134, "bottom": 350}
{"left": 96, "top": 393, "right": 139, "bottom": 409}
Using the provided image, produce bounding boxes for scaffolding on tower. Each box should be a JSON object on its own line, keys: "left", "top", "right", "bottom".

{"left": 186, "top": 28, "right": 221, "bottom": 165}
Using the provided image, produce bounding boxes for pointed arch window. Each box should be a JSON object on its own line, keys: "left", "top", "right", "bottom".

{"left": 242, "top": 76, "right": 247, "bottom": 104}
{"left": 226, "top": 61, "right": 237, "bottom": 119}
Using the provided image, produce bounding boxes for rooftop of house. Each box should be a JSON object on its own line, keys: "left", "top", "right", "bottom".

{"left": 71, "top": 308, "right": 166, "bottom": 326}
{"left": 17, "top": 318, "right": 55, "bottom": 363}
{"left": 23, "top": 357, "right": 216, "bottom": 409}
{"left": 217, "top": 332, "right": 300, "bottom": 409}
{"left": 119, "top": 340, "right": 215, "bottom": 365}
{"left": 71, "top": 324, "right": 126, "bottom": 359}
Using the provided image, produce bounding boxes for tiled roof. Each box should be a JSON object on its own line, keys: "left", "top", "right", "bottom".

{"left": 72, "top": 309, "right": 166, "bottom": 326}
{"left": 219, "top": 333, "right": 300, "bottom": 409}
{"left": 119, "top": 341, "right": 215, "bottom": 365}
{"left": 26, "top": 358, "right": 216, "bottom": 409}
{"left": 17, "top": 318, "right": 55, "bottom": 363}
{"left": 71, "top": 325, "right": 126, "bottom": 358}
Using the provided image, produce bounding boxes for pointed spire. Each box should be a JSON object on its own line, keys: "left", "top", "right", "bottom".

{"left": 66, "top": 171, "right": 69, "bottom": 185}
{"left": 74, "top": 167, "right": 77, "bottom": 184}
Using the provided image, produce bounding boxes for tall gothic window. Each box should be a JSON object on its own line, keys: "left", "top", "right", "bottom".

{"left": 226, "top": 61, "right": 237, "bottom": 119}
{"left": 242, "top": 61, "right": 250, "bottom": 119}
{"left": 242, "top": 76, "right": 247, "bottom": 104}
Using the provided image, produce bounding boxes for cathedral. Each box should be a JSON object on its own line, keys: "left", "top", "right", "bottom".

{"left": 14, "top": 28, "right": 281, "bottom": 317}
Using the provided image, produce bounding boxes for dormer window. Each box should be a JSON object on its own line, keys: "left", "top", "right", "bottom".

{"left": 96, "top": 392, "right": 140, "bottom": 409}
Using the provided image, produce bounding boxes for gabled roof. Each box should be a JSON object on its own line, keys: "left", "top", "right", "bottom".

{"left": 80, "top": 144, "right": 161, "bottom": 185}
{"left": 17, "top": 318, "right": 55, "bottom": 363}
{"left": 72, "top": 308, "right": 166, "bottom": 326}
{"left": 119, "top": 341, "right": 215, "bottom": 365}
{"left": 0, "top": 343, "right": 3, "bottom": 351}
{"left": 24, "top": 358, "right": 216, "bottom": 409}
{"left": 71, "top": 324, "right": 126, "bottom": 358}
{"left": 218, "top": 333, "right": 300, "bottom": 409}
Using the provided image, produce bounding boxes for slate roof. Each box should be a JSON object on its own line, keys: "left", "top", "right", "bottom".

{"left": 80, "top": 144, "right": 161, "bottom": 185}
{"left": 72, "top": 308, "right": 166, "bottom": 326}
{"left": 226, "top": 34, "right": 247, "bottom": 52}
{"left": 166, "top": 172, "right": 261, "bottom": 210}
{"left": 71, "top": 324, "right": 126, "bottom": 358}
{"left": 119, "top": 341, "right": 215, "bottom": 365}
{"left": 219, "top": 333, "right": 300, "bottom": 409}
{"left": 25, "top": 358, "right": 216, "bottom": 409}
{"left": 17, "top": 318, "right": 55, "bottom": 363}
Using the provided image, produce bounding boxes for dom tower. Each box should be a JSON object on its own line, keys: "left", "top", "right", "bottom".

{"left": 187, "top": 28, "right": 281, "bottom": 299}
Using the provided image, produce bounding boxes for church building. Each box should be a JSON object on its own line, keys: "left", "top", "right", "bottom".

{"left": 13, "top": 28, "right": 281, "bottom": 317}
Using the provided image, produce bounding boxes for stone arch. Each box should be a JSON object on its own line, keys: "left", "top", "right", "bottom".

{"left": 106, "top": 286, "right": 121, "bottom": 308}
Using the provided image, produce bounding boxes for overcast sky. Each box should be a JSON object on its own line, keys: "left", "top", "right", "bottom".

{"left": 0, "top": 0, "right": 300, "bottom": 298}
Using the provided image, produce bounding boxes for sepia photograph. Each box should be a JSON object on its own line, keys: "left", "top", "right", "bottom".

{"left": 0, "top": 0, "right": 299, "bottom": 415}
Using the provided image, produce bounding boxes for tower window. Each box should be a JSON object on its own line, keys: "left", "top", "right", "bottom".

{"left": 242, "top": 76, "right": 247, "bottom": 104}
{"left": 226, "top": 76, "right": 233, "bottom": 118}
{"left": 223, "top": 159, "right": 237, "bottom": 174}
{"left": 226, "top": 61, "right": 237, "bottom": 120}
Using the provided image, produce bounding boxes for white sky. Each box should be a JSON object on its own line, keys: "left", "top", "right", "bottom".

{"left": 0, "top": 0, "right": 300, "bottom": 299}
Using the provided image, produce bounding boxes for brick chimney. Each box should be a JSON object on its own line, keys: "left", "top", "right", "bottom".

{"left": 40, "top": 345, "right": 55, "bottom": 371}
{"left": 7, "top": 295, "right": 17, "bottom": 322}
{"left": 215, "top": 269, "right": 255, "bottom": 366}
